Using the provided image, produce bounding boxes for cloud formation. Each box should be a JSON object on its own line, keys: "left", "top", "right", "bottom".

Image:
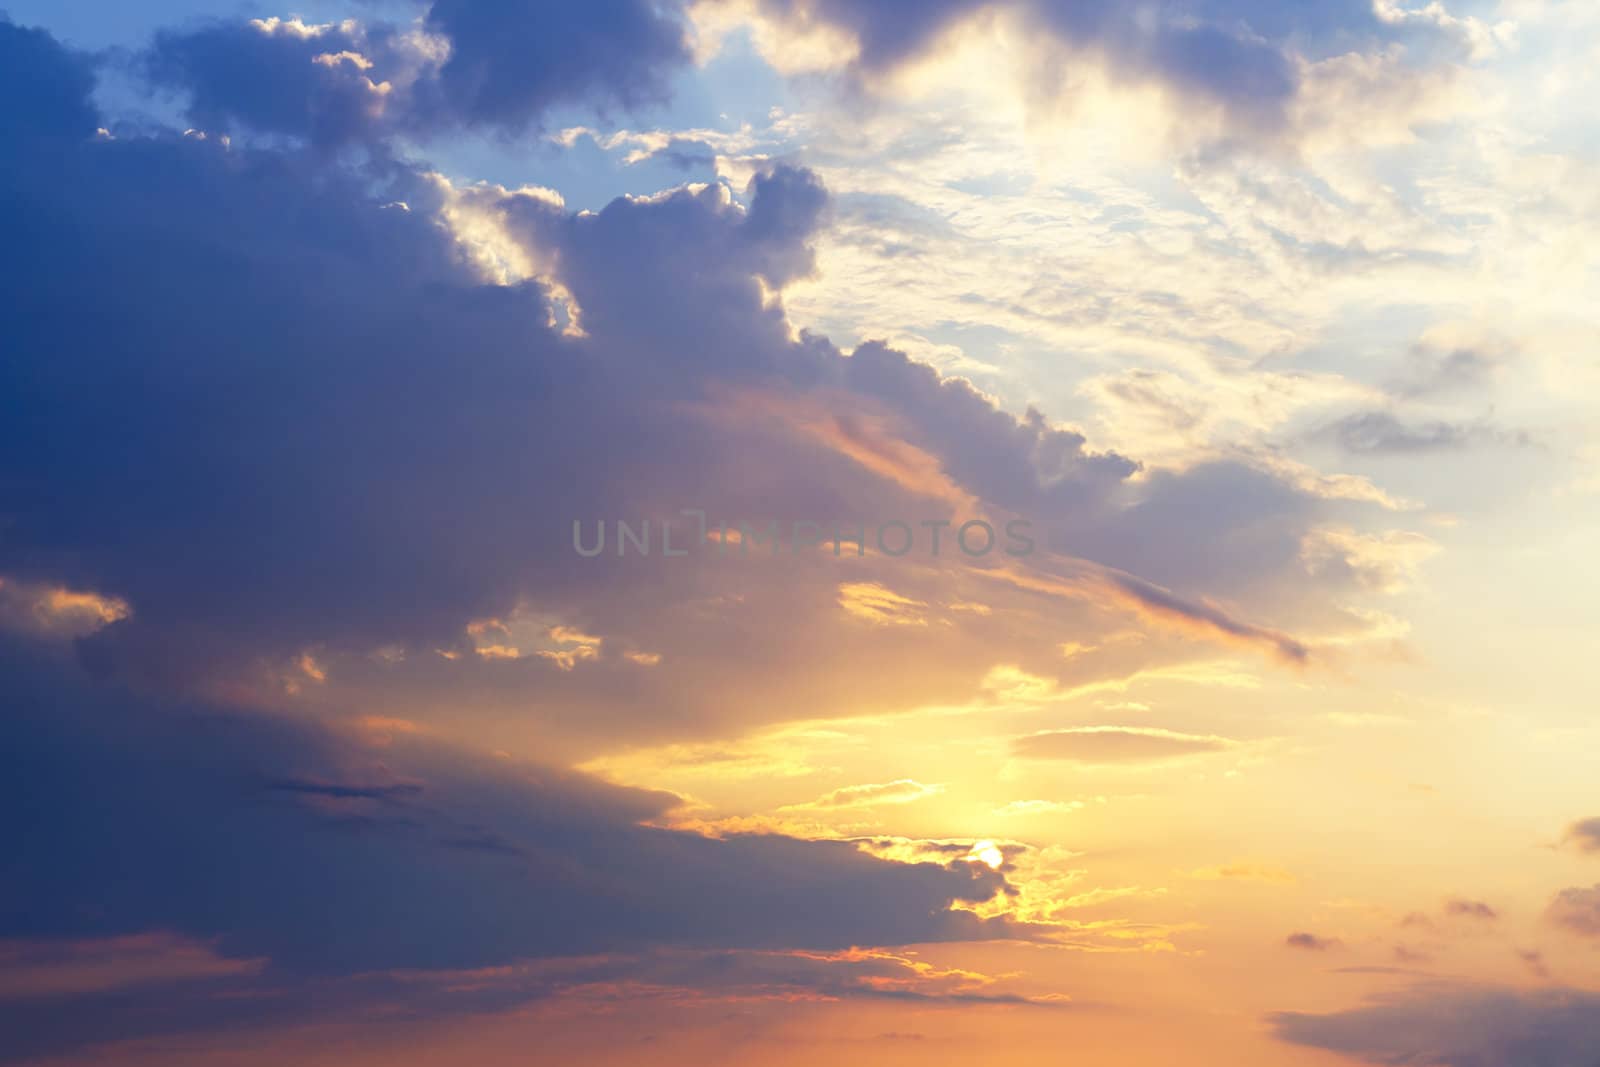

{"left": 145, "top": 3, "right": 693, "bottom": 145}
{"left": 0, "top": 14, "right": 1365, "bottom": 767}
{"left": 1011, "top": 726, "right": 1237, "bottom": 763}
{"left": 711, "top": 0, "right": 1494, "bottom": 142}
{"left": 0, "top": 640, "right": 1019, "bottom": 1057}
{"left": 1284, "top": 932, "right": 1342, "bottom": 952}
{"left": 1272, "top": 984, "right": 1600, "bottom": 1067}
{"left": 1562, "top": 817, "right": 1600, "bottom": 854}
{"left": 1546, "top": 885, "right": 1600, "bottom": 939}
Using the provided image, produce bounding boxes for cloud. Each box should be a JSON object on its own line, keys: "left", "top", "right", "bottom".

{"left": 0, "top": 942, "right": 1063, "bottom": 1064}
{"left": 1188, "top": 863, "right": 1296, "bottom": 886}
{"left": 1444, "top": 898, "right": 1499, "bottom": 921}
{"left": 0, "top": 577, "right": 130, "bottom": 639}
{"left": 710, "top": 0, "right": 1489, "bottom": 145}
{"left": 782, "top": 779, "right": 942, "bottom": 811}
{"left": 0, "top": 641, "right": 1022, "bottom": 1057}
{"left": 0, "top": 934, "right": 264, "bottom": 1000}
{"left": 1561, "top": 817, "right": 1600, "bottom": 854}
{"left": 1546, "top": 884, "right": 1600, "bottom": 938}
{"left": 145, "top": 17, "right": 405, "bottom": 148}
{"left": 0, "top": 18, "right": 1364, "bottom": 764}
{"left": 1011, "top": 726, "right": 1237, "bottom": 764}
{"left": 1271, "top": 984, "right": 1600, "bottom": 1067}
{"left": 1388, "top": 342, "right": 1504, "bottom": 399}
{"left": 0, "top": 18, "right": 97, "bottom": 143}
{"left": 1327, "top": 411, "right": 1526, "bottom": 455}
{"left": 424, "top": 0, "right": 689, "bottom": 129}
{"left": 1285, "top": 932, "right": 1342, "bottom": 952}
{"left": 837, "top": 582, "right": 929, "bottom": 626}
{"left": 142, "top": 2, "right": 694, "bottom": 146}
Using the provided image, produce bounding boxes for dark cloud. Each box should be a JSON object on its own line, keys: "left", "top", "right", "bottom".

{"left": 0, "top": 17, "right": 98, "bottom": 142}
{"left": 1012, "top": 727, "right": 1235, "bottom": 763}
{"left": 423, "top": 0, "right": 690, "bottom": 130}
{"left": 142, "top": 2, "right": 691, "bottom": 145}
{"left": 1284, "top": 932, "right": 1342, "bottom": 952}
{"left": 1271, "top": 984, "right": 1600, "bottom": 1067}
{"left": 132, "top": 0, "right": 1482, "bottom": 152}
{"left": 0, "top": 639, "right": 1021, "bottom": 1057}
{"left": 145, "top": 18, "right": 405, "bottom": 148}
{"left": 0, "top": 941, "right": 1056, "bottom": 1064}
{"left": 0, "top": 16, "right": 1393, "bottom": 781}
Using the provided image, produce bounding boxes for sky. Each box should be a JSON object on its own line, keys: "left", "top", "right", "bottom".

{"left": 2, "top": 1, "right": 1599, "bottom": 1064}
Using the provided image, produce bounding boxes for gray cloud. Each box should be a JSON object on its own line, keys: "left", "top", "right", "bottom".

{"left": 1285, "top": 932, "right": 1342, "bottom": 952}
{"left": 749, "top": 0, "right": 1476, "bottom": 139}
{"left": 1389, "top": 344, "right": 1504, "bottom": 399}
{"left": 0, "top": 638, "right": 1025, "bottom": 1058}
{"left": 2, "top": 18, "right": 1352, "bottom": 760}
{"left": 144, "top": 1, "right": 692, "bottom": 146}
{"left": 1327, "top": 410, "right": 1526, "bottom": 455}
{"left": 1272, "top": 984, "right": 1600, "bottom": 1067}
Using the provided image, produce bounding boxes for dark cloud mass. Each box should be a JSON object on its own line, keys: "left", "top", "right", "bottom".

{"left": 424, "top": 0, "right": 690, "bottom": 128}
{"left": 0, "top": 640, "right": 1016, "bottom": 1058}
{"left": 0, "top": 18, "right": 98, "bottom": 141}
{"left": 2, "top": 11, "right": 1345, "bottom": 735}
{"left": 133, "top": 0, "right": 1476, "bottom": 150}
{"left": 146, "top": 18, "right": 402, "bottom": 147}
{"left": 1272, "top": 984, "right": 1600, "bottom": 1067}
{"left": 143, "top": 1, "right": 693, "bottom": 144}
{"left": 0, "top": 5, "right": 1552, "bottom": 1066}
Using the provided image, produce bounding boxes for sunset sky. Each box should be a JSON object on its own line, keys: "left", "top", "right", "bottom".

{"left": 3, "top": 1, "right": 1600, "bottom": 1064}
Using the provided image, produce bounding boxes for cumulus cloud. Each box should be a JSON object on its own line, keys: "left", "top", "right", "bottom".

{"left": 146, "top": 17, "right": 407, "bottom": 147}
{"left": 0, "top": 14, "right": 1372, "bottom": 767}
{"left": 143, "top": 2, "right": 693, "bottom": 145}
{"left": 423, "top": 0, "right": 689, "bottom": 129}
{"left": 1271, "top": 984, "right": 1600, "bottom": 1067}
{"left": 704, "top": 0, "right": 1491, "bottom": 145}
